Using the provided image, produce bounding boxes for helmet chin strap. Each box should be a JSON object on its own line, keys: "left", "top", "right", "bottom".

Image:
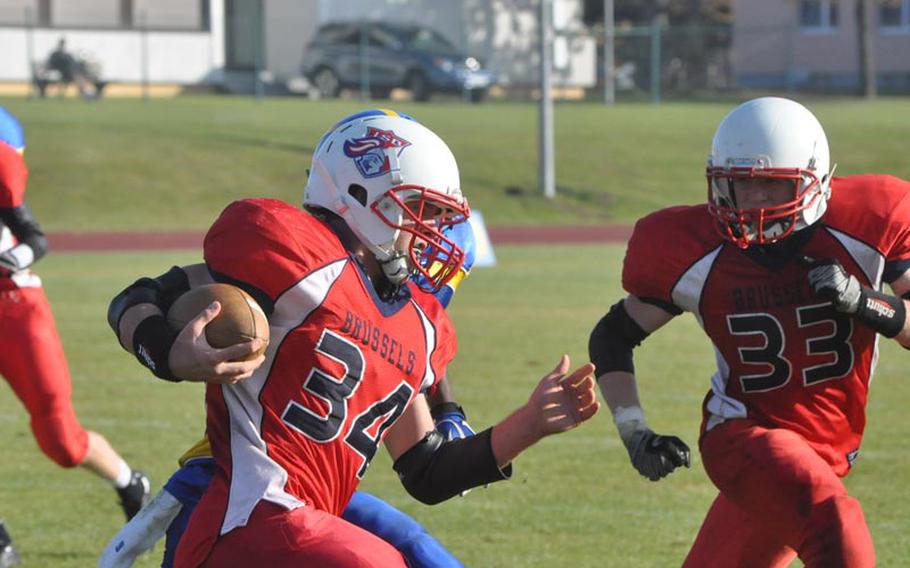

{"left": 380, "top": 253, "right": 410, "bottom": 286}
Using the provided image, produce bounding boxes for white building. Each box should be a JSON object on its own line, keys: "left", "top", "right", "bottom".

{"left": 0, "top": 0, "right": 593, "bottom": 93}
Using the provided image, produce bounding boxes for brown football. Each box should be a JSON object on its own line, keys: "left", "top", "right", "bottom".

{"left": 166, "top": 283, "right": 269, "bottom": 361}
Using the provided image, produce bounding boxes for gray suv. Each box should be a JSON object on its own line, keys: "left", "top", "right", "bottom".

{"left": 301, "top": 22, "right": 494, "bottom": 103}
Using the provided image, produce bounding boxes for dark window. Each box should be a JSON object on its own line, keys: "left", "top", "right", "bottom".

{"left": 880, "top": 0, "right": 908, "bottom": 28}
{"left": 799, "top": 0, "right": 839, "bottom": 29}
{"left": 315, "top": 24, "right": 359, "bottom": 46}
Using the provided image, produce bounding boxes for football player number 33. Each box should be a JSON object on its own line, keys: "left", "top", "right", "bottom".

{"left": 281, "top": 330, "right": 414, "bottom": 478}
{"left": 727, "top": 304, "right": 854, "bottom": 393}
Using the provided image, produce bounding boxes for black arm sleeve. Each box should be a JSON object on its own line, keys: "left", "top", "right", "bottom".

{"left": 107, "top": 266, "right": 190, "bottom": 335}
{"left": 107, "top": 266, "right": 191, "bottom": 382}
{"left": 588, "top": 299, "right": 650, "bottom": 376}
{"left": 0, "top": 203, "right": 48, "bottom": 263}
{"left": 393, "top": 428, "right": 512, "bottom": 505}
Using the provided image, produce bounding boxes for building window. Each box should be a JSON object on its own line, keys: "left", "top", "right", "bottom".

{"left": 880, "top": 0, "right": 910, "bottom": 29}
{"left": 0, "top": 0, "right": 206, "bottom": 30}
{"left": 800, "top": 0, "right": 839, "bottom": 31}
{"left": 0, "top": 0, "right": 35, "bottom": 25}
{"left": 133, "top": 0, "right": 206, "bottom": 30}
{"left": 52, "top": 0, "right": 120, "bottom": 28}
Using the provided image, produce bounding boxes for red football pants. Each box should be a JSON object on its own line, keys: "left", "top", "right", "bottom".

{"left": 0, "top": 287, "right": 89, "bottom": 467}
{"left": 682, "top": 419, "right": 874, "bottom": 568}
{"left": 181, "top": 500, "right": 408, "bottom": 568}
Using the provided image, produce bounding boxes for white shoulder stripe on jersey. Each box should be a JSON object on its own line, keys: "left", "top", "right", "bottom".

{"left": 671, "top": 244, "right": 724, "bottom": 317}
{"left": 705, "top": 346, "right": 748, "bottom": 431}
{"left": 409, "top": 301, "right": 438, "bottom": 393}
{"left": 668, "top": 244, "right": 742, "bottom": 430}
{"left": 824, "top": 226, "right": 885, "bottom": 290}
{"left": 823, "top": 226, "right": 884, "bottom": 385}
{"left": 220, "top": 258, "right": 348, "bottom": 536}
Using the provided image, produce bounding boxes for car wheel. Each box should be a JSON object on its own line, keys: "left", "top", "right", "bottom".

{"left": 406, "top": 72, "right": 431, "bottom": 102}
{"left": 312, "top": 67, "right": 340, "bottom": 98}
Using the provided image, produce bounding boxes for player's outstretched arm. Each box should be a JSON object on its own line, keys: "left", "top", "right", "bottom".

{"left": 108, "top": 263, "right": 264, "bottom": 384}
{"left": 489, "top": 355, "right": 599, "bottom": 466}
{"left": 386, "top": 357, "right": 599, "bottom": 505}
{"left": 590, "top": 295, "right": 690, "bottom": 481}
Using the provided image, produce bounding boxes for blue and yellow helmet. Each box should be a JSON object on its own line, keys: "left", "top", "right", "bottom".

{"left": 0, "top": 107, "right": 25, "bottom": 153}
{"left": 413, "top": 219, "right": 476, "bottom": 309}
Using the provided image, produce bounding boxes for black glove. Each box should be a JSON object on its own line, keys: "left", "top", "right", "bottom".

{"left": 801, "top": 256, "right": 862, "bottom": 314}
{"left": 624, "top": 428, "right": 690, "bottom": 482}
{"left": 0, "top": 250, "right": 19, "bottom": 277}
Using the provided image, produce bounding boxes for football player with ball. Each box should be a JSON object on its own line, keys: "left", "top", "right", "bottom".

{"left": 589, "top": 97, "right": 910, "bottom": 567}
{"left": 101, "top": 220, "right": 479, "bottom": 568}
{"left": 107, "top": 109, "right": 599, "bottom": 567}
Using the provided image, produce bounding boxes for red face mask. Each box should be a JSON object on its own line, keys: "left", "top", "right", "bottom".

{"left": 372, "top": 185, "right": 469, "bottom": 292}
{"left": 706, "top": 166, "right": 823, "bottom": 249}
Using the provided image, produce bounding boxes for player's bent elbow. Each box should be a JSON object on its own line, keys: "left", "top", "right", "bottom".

{"left": 393, "top": 429, "right": 511, "bottom": 505}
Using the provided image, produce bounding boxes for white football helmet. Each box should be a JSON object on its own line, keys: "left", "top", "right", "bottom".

{"left": 707, "top": 97, "right": 833, "bottom": 248}
{"left": 304, "top": 110, "right": 469, "bottom": 291}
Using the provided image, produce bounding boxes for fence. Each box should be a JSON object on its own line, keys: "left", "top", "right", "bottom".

{"left": 4, "top": 3, "right": 910, "bottom": 102}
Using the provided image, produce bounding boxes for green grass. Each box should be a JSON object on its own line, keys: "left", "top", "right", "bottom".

{"left": 2, "top": 95, "right": 910, "bottom": 565}
{"left": 2, "top": 95, "right": 909, "bottom": 231}
{"left": 2, "top": 245, "right": 909, "bottom": 566}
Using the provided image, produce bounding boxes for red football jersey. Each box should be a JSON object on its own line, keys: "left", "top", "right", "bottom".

{"left": 0, "top": 142, "right": 40, "bottom": 289}
{"left": 623, "top": 175, "right": 910, "bottom": 477}
{"left": 0, "top": 142, "right": 27, "bottom": 209}
{"left": 192, "top": 199, "right": 456, "bottom": 538}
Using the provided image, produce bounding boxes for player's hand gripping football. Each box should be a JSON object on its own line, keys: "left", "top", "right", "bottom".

{"left": 800, "top": 256, "right": 862, "bottom": 314}
{"left": 624, "top": 429, "right": 690, "bottom": 482}
{"left": 525, "top": 355, "right": 600, "bottom": 438}
{"left": 168, "top": 301, "right": 266, "bottom": 384}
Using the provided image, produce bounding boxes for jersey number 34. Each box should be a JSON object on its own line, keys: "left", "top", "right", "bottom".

{"left": 281, "top": 329, "right": 414, "bottom": 477}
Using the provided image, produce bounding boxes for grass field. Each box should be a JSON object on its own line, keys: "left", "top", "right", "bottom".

{"left": 1, "top": 95, "right": 910, "bottom": 566}
{"left": 0, "top": 245, "right": 908, "bottom": 567}
{"left": 1, "top": 95, "right": 909, "bottom": 230}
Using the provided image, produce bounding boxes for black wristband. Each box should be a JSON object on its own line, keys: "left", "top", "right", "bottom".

{"left": 430, "top": 401, "right": 465, "bottom": 420}
{"left": 132, "top": 315, "right": 181, "bottom": 381}
{"left": 855, "top": 287, "right": 907, "bottom": 338}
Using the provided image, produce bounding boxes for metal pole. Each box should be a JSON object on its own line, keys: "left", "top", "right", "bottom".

{"left": 359, "top": 22, "right": 369, "bottom": 101}
{"left": 139, "top": 9, "right": 149, "bottom": 102}
{"left": 603, "top": 0, "right": 615, "bottom": 105}
{"left": 539, "top": 0, "right": 556, "bottom": 199}
{"left": 253, "top": 1, "right": 264, "bottom": 102}
{"left": 650, "top": 18, "right": 661, "bottom": 104}
{"left": 859, "top": 0, "right": 877, "bottom": 98}
{"left": 25, "top": 7, "right": 36, "bottom": 99}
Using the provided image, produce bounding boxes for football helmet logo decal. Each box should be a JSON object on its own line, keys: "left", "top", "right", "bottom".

{"left": 343, "top": 127, "right": 411, "bottom": 179}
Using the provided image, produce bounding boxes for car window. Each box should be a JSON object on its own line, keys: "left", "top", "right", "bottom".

{"left": 316, "top": 24, "right": 359, "bottom": 46}
{"left": 404, "top": 28, "right": 458, "bottom": 55}
{"left": 369, "top": 27, "right": 402, "bottom": 50}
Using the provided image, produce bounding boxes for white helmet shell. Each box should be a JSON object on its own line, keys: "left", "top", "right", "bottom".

{"left": 707, "top": 97, "right": 833, "bottom": 246}
{"left": 304, "top": 110, "right": 468, "bottom": 289}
